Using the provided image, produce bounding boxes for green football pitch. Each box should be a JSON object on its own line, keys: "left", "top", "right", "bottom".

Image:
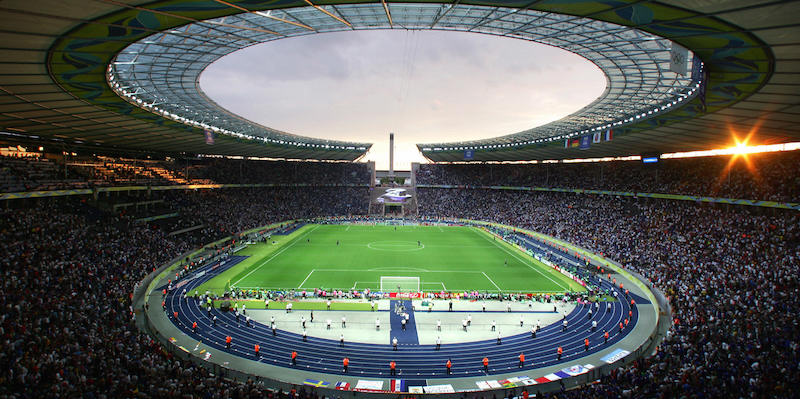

{"left": 196, "top": 224, "right": 585, "bottom": 294}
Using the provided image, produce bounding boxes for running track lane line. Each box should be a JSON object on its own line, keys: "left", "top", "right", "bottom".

{"left": 233, "top": 225, "right": 320, "bottom": 286}
{"left": 481, "top": 271, "right": 502, "bottom": 291}
{"left": 471, "top": 227, "right": 568, "bottom": 291}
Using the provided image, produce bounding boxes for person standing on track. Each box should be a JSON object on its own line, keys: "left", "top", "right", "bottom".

{"left": 392, "top": 337, "right": 398, "bottom": 350}
{"left": 482, "top": 357, "right": 489, "bottom": 372}
{"left": 390, "top": 360, "right": 396, "bottom": 376}
{"left": 291, "top": 350, "right": 297, "bottom": 365}
{"left": 254, "top": 344, "right": 260, "bottom": 357}
{"left": 585, "top": 338, "right": 590, "bottom": 351}
{"left": 557, "top": 346, "right": 563, "bottom": 360}
{"left": 226, "top": 335, "right": 231, "bottom": 349}
{"left": 342, "top": 357, "right": 349, "bottom": 372}
{"left": 518, "top": 353, "right": 525, "bottom": 368}
{"left": 436, "top": 336, "right": 441, "bottom": 350}
{"left": 446, "top": 359, "right": 452, "bottom": 375}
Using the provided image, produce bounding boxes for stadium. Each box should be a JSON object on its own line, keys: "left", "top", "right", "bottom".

{"left": 0, "top": 0, "right": 798, "bottom": 398}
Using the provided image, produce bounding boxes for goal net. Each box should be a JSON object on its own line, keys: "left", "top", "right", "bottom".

{"left": 380, "top": 276, "right": 420, "bottom": 292}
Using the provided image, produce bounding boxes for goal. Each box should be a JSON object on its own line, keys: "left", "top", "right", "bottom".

{"left": 380, "top": 276, "right": 420, "bottom": 292}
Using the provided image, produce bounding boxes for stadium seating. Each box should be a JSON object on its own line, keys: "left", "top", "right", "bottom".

{"left": 0, "top": 153, "right": 798, "bottom": 398}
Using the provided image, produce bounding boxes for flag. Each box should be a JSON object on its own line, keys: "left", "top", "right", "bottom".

{"left": 303, "top": 379, "right": 330, "bottom": 388}
{"left": 390, "top": 379, "right": 405, "bottom": 392}
{"left": 592, "top": 132, "right": 601, "bottom": 143}
{"left": 562, "top": 364, "right": 595, "bottom": 376}
{"left": 579, "top": 135, "right": 591, "bottom": 150}
{"left": 604, "top": 129, "right": 613, "bottom": 141}
{"left": 204, "top": 129, "right": 215, "bottom": 145}
{"left": 499, "top": 379, "right": 517, "bottom": 388}
{"left": 335, "top": 382, "right": 350, "bottom": 390}
{"left": 669, "top": 42, "right": 689, "bottom": 75}
{"left": 565, "top": 138, "right": 581, "bottom": 148}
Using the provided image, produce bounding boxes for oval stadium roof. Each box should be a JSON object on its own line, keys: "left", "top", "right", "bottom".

{"left": 0, "top": 1, "right": 797, "bottom": 162}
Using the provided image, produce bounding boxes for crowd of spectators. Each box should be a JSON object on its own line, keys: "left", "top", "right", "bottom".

{"left": 418, "top": 187, "right": 800, "bottom": 398}
{"left": 179, "top": 158, "right": 371, "bottom": 186}
{"left": 1, "top": 156, "right": 798, "bottom": 398}
{"left": 0, "top": 154, "right": 371, "bottom": 193}
{"left": 0, "top": 188, "right": 368, "bottom": 398}
{"left": 416, "top": 151, "right": 800, "bottom": 202}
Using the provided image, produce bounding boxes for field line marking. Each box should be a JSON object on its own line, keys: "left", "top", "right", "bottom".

{"left": 482, "top": 271, "right": 502, "bottom": 291}
{"left": 441, "top": 282, "right": 447, "bottom": 291}
{"left": 345, "top": 225, "right": 350, "bottom": 231}
{"left": 298, "top": 269, "right": 315, "bottom": 289}
{"left": 232, "top": 225, "right": 319, "bottom": 286}
{"left": 437, "top": 226, "right": 443, "bottom": 232}
{"left": 471, "top": 227, "right": 568, "bottom": 291}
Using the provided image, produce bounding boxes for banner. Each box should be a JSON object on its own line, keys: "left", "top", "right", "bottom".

{"left": 669, "top": 43, "right": 689, "bottom": 75}
{"left": 592, "top": 132, "right": 602, "bottom": 143}
{"left": 579, "top": 135, "right": 591, "bottom": 150}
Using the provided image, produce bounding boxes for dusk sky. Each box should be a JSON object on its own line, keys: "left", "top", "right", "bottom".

{"left": 200, "top": 30, "right": 605, "bottom": 170}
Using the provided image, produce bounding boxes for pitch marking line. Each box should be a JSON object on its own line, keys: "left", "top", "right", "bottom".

{"left": 471, "top": 227, "right": 568, "bottom": 291}
{"left": 298, "top": 269, "right": 315, "bottom": 289}
{"left": 232, "top": 225, "right": 319, "bottom": 286}
{"left": 482, "top": 271, "right": 502, "bottom": 291}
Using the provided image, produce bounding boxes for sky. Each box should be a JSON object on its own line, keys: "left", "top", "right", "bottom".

{"left": 200, "top": 30, "right": 605, "bottom": 170}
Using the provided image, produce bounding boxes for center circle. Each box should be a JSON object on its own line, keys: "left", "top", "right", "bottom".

{"left": 366, "top": 240, "right": 425, "bottom": 251}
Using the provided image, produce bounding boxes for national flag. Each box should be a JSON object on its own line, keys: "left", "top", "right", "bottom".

{"left": 486, "top": 380, "right": 502, "bottom": 389}
{"left": 168, "top": 337, "right": 177, "bottom": 344}
{"left": 303, "top": 379, "right": 330, "bottom": 388}
{"left": 544, "top": 373, "right": 562, "bottom": 381}
{"left": 604, "top": 129, "right": 613, "bottom": 141}
{"left": 203, "top": 352, "right": 211, "bottom": 360}
{"left": 204, "top": 129, "right": 215, "bottom": 145}
{"left": 553, "top": 370, "right": 571, "bottom": 379}
{"left": 565, "top": 138, "right": 581, "bottom": 148}
{"left": 534, "top": 377, "right": 551, "bottom": 384}
{"left": 499, "top": 379, "right": 517, "bottom": 388}
{"left": 390, "top": 379, "right": 405, "bottom": 392}
{"left": 335, "top": 382, "right": 350, "bottom": 390}
{"left": 476, "top": 381, "right": 492, "bottom": 390}
{"left": 592, "top": 132, "right": 602, "bottom": 143}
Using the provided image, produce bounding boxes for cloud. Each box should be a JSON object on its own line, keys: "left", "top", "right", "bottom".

{"left": 200, "top": 29, "right": 604, "bottom": 170}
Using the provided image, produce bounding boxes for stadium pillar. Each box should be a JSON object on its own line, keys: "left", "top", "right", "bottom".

{"left": 389, "top": 133, "right": 394, "bottom": 177}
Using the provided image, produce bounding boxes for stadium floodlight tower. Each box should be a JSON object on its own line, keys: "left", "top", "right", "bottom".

{"left": 389, "top": 132, "right": 394, "bottom": 177}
